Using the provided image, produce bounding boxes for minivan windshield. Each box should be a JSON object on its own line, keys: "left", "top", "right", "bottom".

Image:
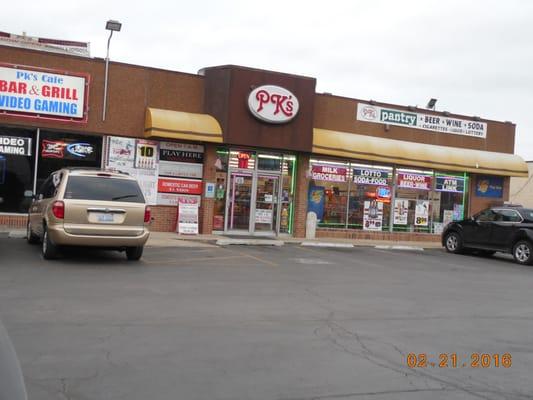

{"left": 64, "top": 176, "right": 145, "bottom": 203}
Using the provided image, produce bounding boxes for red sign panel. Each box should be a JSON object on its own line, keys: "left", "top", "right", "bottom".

{"left": 311, "top": 165, "right": 347, "bottom": 182}
{"left": 157, "top": 177, "right": 202, "bottom": 195}
{"left": 397, "top": 173, "right": 432, "bottom": 190}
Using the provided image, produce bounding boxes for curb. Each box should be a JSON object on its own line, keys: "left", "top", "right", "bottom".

{"left": 374, "top": 245, "right": 425, "bottom": 251}
{"left": 301, "top": 242, "right": 354, "bottom": 248}
{"left": 216, "top": 239, "right": 284, "bottom": 246}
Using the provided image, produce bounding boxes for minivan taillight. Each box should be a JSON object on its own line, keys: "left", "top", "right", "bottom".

{"left": 52, "top": 201, "right": 65, "bottom": 219}
{"left": 144, "top": 206, "right": 151, "bottom": 223}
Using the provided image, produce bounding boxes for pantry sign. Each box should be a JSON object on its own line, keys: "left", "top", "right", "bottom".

{"left": 0, "top": 64, "right": 89, "bottom": 122}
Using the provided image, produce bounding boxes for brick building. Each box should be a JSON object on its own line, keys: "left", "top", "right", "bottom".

{"left": 0, "top": 44, "right": 528, "bottom": 240}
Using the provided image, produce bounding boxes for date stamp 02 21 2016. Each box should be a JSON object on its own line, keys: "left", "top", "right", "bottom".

{"left": 406, "top": 353, "right": 512, "bottom": 369}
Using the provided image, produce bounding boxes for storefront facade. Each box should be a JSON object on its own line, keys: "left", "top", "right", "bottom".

{"left": 0, "top": 44, "right": 528, "bottom": 240}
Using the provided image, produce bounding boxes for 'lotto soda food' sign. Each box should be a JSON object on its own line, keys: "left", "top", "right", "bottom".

{"left": 0, "top": 65, "right": 88, "bottom": 121}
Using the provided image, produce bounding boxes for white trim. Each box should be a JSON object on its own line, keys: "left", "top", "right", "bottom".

{"left": 0, "top": 212, "right": 28, "bottom": 216}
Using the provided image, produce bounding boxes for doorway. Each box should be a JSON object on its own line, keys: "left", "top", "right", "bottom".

{"left": 222, "top": 151, "right": 295, "bottom": 236}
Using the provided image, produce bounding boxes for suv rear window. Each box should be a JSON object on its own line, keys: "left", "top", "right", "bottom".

{"left": 64, "top": 176, "right": 145, "bottom": 203}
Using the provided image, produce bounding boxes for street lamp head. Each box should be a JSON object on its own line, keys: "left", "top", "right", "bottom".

{"left": 106, "top": 20, "right": 122, "bottom": 32}
{"left": 426, "top": 98, "right": 437, "bottom": 110}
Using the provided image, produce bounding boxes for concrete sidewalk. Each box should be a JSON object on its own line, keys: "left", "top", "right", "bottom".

{"left": 1, "top": 228, "right": 443, "bottom": 250}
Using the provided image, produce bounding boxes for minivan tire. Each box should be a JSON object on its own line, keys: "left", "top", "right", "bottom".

{"left": 512, "top": 240, "right": 533, "bottom": 265}
{"left": 126, "top": 246, "right": 143, "bottom": 261}
{"left": 42, "top": 226, "right": 58, "bottom": 260}
{"left": 444, "top": 231, "right": 463, "bottom": 254}
{"left": 26, "top": 221, "right": 39, "bottom": 244}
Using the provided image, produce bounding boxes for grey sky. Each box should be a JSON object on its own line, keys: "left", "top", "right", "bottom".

{"left": 3, "top": 0, "right": 532, "bottom": 159}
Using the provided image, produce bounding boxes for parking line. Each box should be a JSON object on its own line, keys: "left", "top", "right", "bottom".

{"left": 143, "top": 254, "right": 247, "bottom": 265}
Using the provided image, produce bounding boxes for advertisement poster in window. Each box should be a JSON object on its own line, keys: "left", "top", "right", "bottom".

{"left": 41, "top": 139, "right": 97, "bottom": 161}
{"left": 443, "top": 210, "right": 454, "bottom": 226}
{"left": 255, "top": 209, "right": 273, "bottom": 224}
{"left": 106, "top": 136, "right": 135, "bottom": 169}
{"left": 135, "top": 139, "right": 158, "bottom": 170}
{"left": 363, "top": 200, "right": 383, "bottom": 231}
{"left": 393, "top": 199, "right": 409, "bottom": 225}
{"left": 415, "top": 200, "right": 429, "bottom": 226}
{"left": 177, "top": 197, "right": 199, "bottom": 234}
{"left": 453, "top": 204, "right": 464, "bottom": 220}
{"left": 307, "top": 186, "right": 325, "bottom": 221}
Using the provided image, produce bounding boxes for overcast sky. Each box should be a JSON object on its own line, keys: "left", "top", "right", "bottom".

{"left": 3, "top": 0, "right": 532, "bottom": 159}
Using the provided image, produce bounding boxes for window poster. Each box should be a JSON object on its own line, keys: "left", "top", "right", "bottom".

{"left": 177, "top": 197, "right": 199, "bottom": 234}
{"left": 415, "top": 200, "right": 429, "bottom": 226}
{"left": 363, "top": 200, "right": 383, "bottom": 231}
{"left": 393, "top": 199, "right": 409, "bottom": 225}
{"left": 106, "top": 136, "right": 135, "bottom": 169}
{"left": 307, "top": 186, "right": 325, "bottom": 221}
{"left": 453, "top": 204, "right": 464, "bottom": 221}
{"left": 442, "top": 210, "right": 453, "bottom": 226}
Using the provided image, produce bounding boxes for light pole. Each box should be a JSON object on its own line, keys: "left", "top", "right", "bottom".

{"left": 102, "top": 19, "right": 122, "bottom": 121}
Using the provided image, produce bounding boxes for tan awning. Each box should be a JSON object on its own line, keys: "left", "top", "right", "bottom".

{"left": 313, "top": 128, "right": 528, "bottom": 177}
{"left": 144, "top": 108, "right": 223, "bottom": 143}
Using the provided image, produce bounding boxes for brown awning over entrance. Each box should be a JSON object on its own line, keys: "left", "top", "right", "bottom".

{"left": 144, "top": 108, "right": 223, "bottom": 143}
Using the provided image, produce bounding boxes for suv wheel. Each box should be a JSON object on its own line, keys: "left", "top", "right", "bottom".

{"left": 513, "top": 240, "right": 533, "bottom": 265}
{"left": 26, "top": 221, "right": 39, "bottom": 244}
{"left": 42, "top": 226, "right": 58, "bottom": 260}
{"left": 126, "top": 246, "right": 144, "bottom": 261}
{"left": 444, "top": 232, "right": 463, "bottom": 254}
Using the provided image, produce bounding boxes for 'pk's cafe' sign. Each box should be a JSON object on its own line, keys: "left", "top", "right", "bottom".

{"left": 0, "top": 65, "right": 88, "bottom": 121}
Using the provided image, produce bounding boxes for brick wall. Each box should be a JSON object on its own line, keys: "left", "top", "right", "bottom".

{"left": 150, "top": 206, "right": 178, "bottom": 232}
{"left": 293, "top": 154, "right": 310, "bottom": 238}
{"left": 316, "top": 228, "right": 440, "bottom": 242}
{"left": 200, "top": 144, "right": 218, "bottom": 234}
{"left": 0, "top": 214, "right": 27, "bottom": 230}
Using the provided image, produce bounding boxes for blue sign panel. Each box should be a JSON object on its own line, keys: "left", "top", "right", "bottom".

{"left": 475, "top": 176, "right": 503, "bottom": 198}
{"left": 307, "top": 186, "right": 325, "bottom": 222}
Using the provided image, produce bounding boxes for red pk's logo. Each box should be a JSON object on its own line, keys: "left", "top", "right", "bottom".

{"left": 248, "top": 85, "right": 299, "bottom": 124}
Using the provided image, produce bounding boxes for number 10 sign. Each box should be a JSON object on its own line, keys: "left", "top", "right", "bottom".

{"left": 135, "top": 139, "right": 159, "bottom": 170}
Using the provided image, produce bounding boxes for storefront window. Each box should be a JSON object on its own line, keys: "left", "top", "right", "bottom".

{"left": 309, "top": 160, "right": 349, "bottom": 228}
{"left": 280, "top": 155, "right": 296, "bottom": 234}
{"left": 37, "top": 130, "right": 102, "bottom": 191}
{"left": 213, "top": 147, "right": 229, "bottom": 231}
{"left": 393, "top": 168, "right": 433, "bottom": 233}
{"left": 431, "top": 172, "right": 467, "bottom": 234}
{"left": 348, "top": 164, "right": 393, "bottom": 231}
{"left": 0, "top": 127, "right": 35, "bottom": 213}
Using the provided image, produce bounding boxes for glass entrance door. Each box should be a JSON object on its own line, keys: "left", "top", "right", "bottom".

{"left": 254, "top": 175, "right": 279, "bottom": 233}
{"left": 228, "top": 172, "right": 253, "bottom": 231}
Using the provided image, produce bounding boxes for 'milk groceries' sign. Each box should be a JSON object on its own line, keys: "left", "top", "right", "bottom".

{"left": 0, "top": 65, "right": 88, "bottom": 121}
{"left": 248, "top": 85, "right": 299, "bottom": 124}
{"left": 357, "top": 103, "right": 487, "bottom": 138}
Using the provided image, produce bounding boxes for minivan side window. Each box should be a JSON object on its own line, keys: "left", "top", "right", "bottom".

{"left": 38, "top": 173, "right": 60, "bottom": 199}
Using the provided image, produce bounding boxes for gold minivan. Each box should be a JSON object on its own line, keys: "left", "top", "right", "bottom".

{"left": 26, "top": 168, "right": 151, "bottom": 260}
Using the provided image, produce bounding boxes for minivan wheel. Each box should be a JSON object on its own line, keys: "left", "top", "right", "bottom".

{"left": 513, "top": 240, "right": 533, "bottom": 265}
{"left": 444, "top": 232, "right": 463, "bottom": 254}
{"left": 126, "top": 246, "right": 143, "bottom": 261}
{"left": 42, "top": 226, "right": 58, "bottom": 260}
{"left": 26, "top": 221, "right": 39, "bottom": 244}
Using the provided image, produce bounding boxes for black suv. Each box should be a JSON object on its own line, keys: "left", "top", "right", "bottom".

{"left": 442, "top": 206, "right": 533, "bottom": 265}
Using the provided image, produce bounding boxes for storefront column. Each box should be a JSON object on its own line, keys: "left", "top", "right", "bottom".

{"left": 200, "top": 143, "right": 218, "bottom": 234}
{"left": 293, "top": 153, "right": 310, "bottom": 238}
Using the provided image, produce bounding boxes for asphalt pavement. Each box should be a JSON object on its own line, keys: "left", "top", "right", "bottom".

{"left": 0, "top": 235, "right": 532, "bottom": 400}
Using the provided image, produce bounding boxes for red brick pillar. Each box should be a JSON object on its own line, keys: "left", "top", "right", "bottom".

{"left": 293, "top": 153, "right": 310, "bottom": 238}
{"left": 200, "top": 143, "right": 218, "bottom": 234}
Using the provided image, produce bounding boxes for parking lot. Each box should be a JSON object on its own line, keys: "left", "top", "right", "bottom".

{"left": 1, "top": 235, "right": 533, "bottom": 400}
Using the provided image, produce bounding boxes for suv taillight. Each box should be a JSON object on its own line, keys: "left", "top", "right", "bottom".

{"left": 52, "top": 201, "right": 65, "bottom": 219}
{"left": 144, "top": 206, "right": 151, "bottom": 223}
